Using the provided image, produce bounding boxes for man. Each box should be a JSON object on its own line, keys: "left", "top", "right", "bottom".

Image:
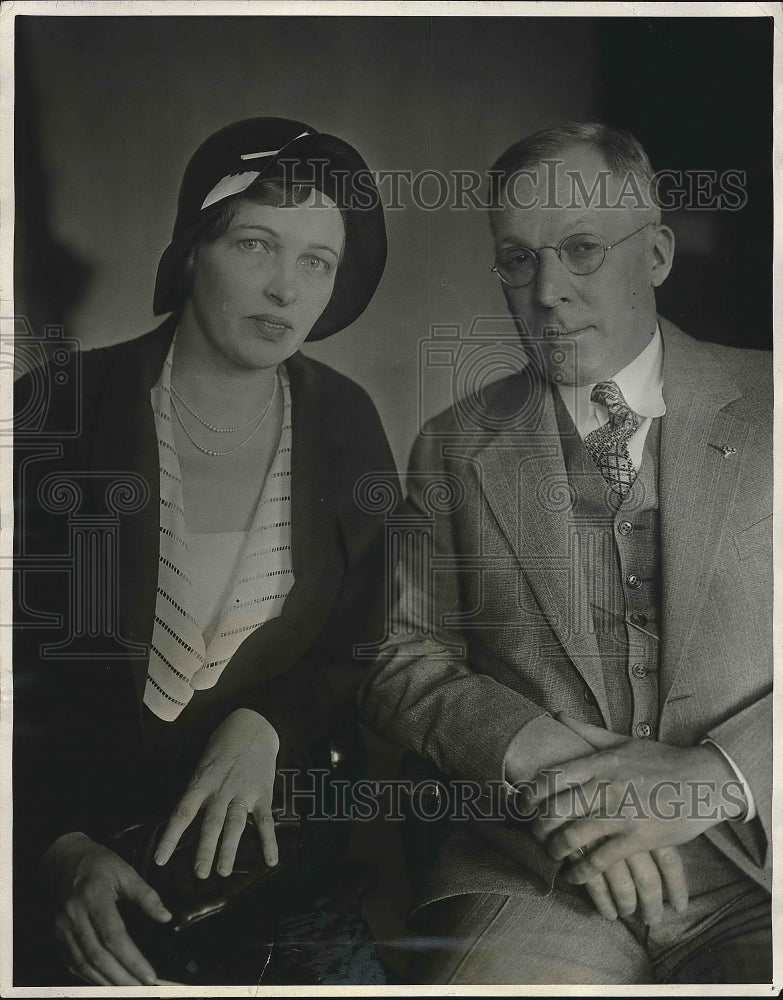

{"left": 359, "top": 123, "right": 771, "bottom": 984}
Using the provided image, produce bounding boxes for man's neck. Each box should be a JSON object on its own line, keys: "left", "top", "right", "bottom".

{"left": 555, "top": 325, "right": 665, "bottom": 432}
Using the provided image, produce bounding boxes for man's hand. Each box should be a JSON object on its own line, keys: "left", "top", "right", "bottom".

{"left": 41, "top": 832, "right": 172, "bottom": 986}
{"left": 578, "top": 848, "right": 687, "bottom": 925}
{"left": 505, "top": 715, "right": 688, "bottom": 924}
{"left": 154, "top": 708, "right": 280, "bottom": 878}
{"left": 527, "top": 715, "right": 745, "bottom": 886}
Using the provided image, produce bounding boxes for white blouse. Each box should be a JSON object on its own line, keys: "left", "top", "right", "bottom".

{"left": 143, "top": 337, "right": 295, "bottom": 722}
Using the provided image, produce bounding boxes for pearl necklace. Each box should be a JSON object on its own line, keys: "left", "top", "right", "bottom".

{"left": 171, "top": 373, "right": 279, "bottom": 457}
{"left": 170, "top": 382, "right": 273, "bottom": 432}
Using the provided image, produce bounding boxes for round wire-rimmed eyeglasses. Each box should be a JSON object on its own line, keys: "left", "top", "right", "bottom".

{"left": 491, "top": 221, "right": 655, "bottom": 288}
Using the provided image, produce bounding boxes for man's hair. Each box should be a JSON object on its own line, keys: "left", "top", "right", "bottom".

{"left": 175, "top": 175, "right": 346, "bottom": 306}
{"left": 488, "top": 121, "right": 659, "bottom": 211}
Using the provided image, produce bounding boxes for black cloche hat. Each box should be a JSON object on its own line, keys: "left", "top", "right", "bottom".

{"left": 153, "top": 117, "right": 387, "bottom": 341}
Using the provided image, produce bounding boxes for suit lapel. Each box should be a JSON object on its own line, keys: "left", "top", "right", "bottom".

{"left": 476, "top": 369, "right": 610, "bottom": 724}
{"left": 287, "top": 355, "right": 344, "bottom": 588}
{"left": 279, "top": 352, "right": 345, "bottom": 646}
{"left": 658, "top": 320, "right": 747, "bottom": 704}
{"left": 89, "top": 320, "right": 176, "bottom": 702}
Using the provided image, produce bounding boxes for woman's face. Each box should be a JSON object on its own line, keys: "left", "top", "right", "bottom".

{"left": 180, "top": 191, "right": 345, "bottom": 370}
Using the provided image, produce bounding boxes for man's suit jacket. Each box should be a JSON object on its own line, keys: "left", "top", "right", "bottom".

{"left": 360, "top": 318, "right": 771, "bottom": 901}
{"left": 14, "top": 317, "right": 398, "bottom": 873}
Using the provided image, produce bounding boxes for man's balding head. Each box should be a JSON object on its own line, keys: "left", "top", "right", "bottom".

{"left": 488, "top": 124, "right": 674, "bottom": 386}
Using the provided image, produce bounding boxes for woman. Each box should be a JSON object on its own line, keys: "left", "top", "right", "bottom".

{"left": 13, "top": 117, "right": 395, "bottom": 986}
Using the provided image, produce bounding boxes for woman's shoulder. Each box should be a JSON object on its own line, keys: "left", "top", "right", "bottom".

{"left": 286, "top": 353, "right": 396, "bottom": 472}
{"left": 285, "top": 352, "right": 380, "bottom": 420}
{"left": 78, "top": 321, "right": 175, "bottom": 382}
{"left": 14, "top": 321, "right": 173, "bottom": 435}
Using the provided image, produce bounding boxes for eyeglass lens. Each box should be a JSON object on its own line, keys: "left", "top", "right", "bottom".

{"left": 495, "top": 234, "right": 606, "bottom": 287}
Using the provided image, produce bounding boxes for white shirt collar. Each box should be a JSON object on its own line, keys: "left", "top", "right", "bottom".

{"left": 556, "top": 324, "right": 666, "bottom": 436}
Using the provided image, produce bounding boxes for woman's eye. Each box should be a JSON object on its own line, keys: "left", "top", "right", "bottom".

{"left": 300, "top": 255, "right": 331, "bottom": 273}
{"left": 239, "top": 239, "right": 270, "bottom": 253}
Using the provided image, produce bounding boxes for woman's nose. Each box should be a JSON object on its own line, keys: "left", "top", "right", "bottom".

{"left": 264, "top": 259, "right": 297, "bottom": 306}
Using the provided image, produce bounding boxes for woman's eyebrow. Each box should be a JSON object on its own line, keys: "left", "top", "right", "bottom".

{"left": 231, "top": 224, "right": 340, "bottom": 258}
{"left": 306, "top": 242, "right": 341, "bottom": 259}
{"left": 231, "top": 223, "right": 280, "bottom": 238}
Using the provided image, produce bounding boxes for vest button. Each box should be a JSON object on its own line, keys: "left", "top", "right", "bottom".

{"left": 631, "top": 662, "right": 648, "bottom": 679}
{"left": 635, "top": 722, "right": 652, "bottom": 739}
{"left": 617, "top": 520, "right": 634, "bottom": 536}
{"left": 629, "top": 612, "right": 648, "bottom": 627}
{"left": 583, "top": 688, "right": 597, "bottom": 706}
{"left": 626, "top": 574, "right": 643, "bottom": 589}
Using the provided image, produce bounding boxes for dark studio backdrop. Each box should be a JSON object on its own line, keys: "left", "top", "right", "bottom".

{"left": 15, "top": 13, "right": 773, "bottom": 471}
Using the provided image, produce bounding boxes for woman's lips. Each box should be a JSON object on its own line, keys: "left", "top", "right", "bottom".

{"left": 250, "top": 315, "right": 292, "bottom": 341}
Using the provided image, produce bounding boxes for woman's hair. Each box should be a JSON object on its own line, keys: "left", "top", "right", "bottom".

{"left": 488, "top": 121, "right": 659, "bottom": 211}
{"left": 175, "top": 175, "right": 347, "bottom": 306}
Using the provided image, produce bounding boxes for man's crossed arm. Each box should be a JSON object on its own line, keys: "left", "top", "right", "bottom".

{"left": 515, "top": 715, "right": 747, "bottom": 899}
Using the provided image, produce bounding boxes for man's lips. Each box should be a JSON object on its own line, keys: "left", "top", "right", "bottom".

{"left": 250, "top": 315, "right": 293, "bottom": 341}
{"left": 541, "top": 325, "right": 593, "bottom": 337}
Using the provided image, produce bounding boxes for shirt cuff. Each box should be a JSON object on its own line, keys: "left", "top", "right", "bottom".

{"left": 700, "top": 738, "right": 757, "bottom": 822}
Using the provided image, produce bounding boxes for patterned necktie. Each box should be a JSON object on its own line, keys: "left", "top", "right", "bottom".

{"left": 583, "top": 381, "right": 643, "bottom": 500}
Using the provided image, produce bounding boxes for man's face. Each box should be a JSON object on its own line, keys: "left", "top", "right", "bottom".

{"left": 490, "top": 144, "right": 674, "bottom": 386}
{"left": 180, "top": 191, "right": 345, "bottom": 370}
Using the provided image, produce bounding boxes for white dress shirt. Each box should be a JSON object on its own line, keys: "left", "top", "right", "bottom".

{"left": 554, "top": 325, "right": 666, "bottom": 471}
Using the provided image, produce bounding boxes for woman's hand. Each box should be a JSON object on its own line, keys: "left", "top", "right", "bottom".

{"left": 42, "top": 831, "right": 172, "bottom": 986}
{"left": 154, "top": 708, "right": 280, "bottom": 878}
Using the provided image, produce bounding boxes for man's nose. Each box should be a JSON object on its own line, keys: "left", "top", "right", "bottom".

{"left": 532, "top": 248, "right": 571, "bottom": 308}
{"left": 264, "top": 258, "right": 297, "bottom": 306}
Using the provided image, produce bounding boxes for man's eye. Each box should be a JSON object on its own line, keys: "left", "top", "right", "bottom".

{"left": 568, "top": 239, "right": 602, "bottom": 255}
{"left": 503, "top": 249, "right": 535, "bottom": 269}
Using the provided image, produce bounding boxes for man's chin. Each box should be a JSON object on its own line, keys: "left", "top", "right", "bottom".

{"left": 525, "top": 330, "right": 601, "bottom": 386}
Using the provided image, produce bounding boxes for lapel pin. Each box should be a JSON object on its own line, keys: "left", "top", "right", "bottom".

{"left": 709, "top": 443, "right": 738, "bottom": 458}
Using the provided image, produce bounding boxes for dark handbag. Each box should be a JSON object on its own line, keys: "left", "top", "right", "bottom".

{"left": 108, "top": 721, "right": 367, "bottom": 985}
{"left": 112, "top": 809, "right": 306, "bottom": 931}
{"left": 111, "top": 811, "right": 304, "bottom": 984}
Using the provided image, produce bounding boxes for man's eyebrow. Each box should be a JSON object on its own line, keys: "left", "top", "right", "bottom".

{"left": 496, "top": 217, "right": 603, "bottom": 247}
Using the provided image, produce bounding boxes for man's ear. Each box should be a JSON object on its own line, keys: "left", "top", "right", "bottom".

{"left": 649, "top": 223, "right": 675, "bottom": 289}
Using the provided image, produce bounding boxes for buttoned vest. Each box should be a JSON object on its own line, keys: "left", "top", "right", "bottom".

{"left": 553, "top": 391, "right": 662, "bottom": 738}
